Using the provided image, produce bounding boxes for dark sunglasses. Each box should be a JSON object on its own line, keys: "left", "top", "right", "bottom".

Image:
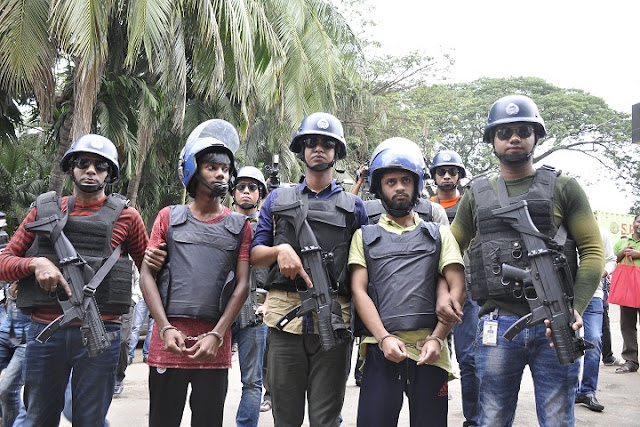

{"left": 73, "top": 158, "right": 111, "bottom": 172}
{"left": 435, "top": 167, "right": 459, "bottom": 177}
{"left": 495, "top": 125, "right": 534, "bottom": 141}
{"left": 235, "top": 182, "right": 259, "bottom": 192}
{"left": 303, "top": 137, "right": 336, "bottom": 150}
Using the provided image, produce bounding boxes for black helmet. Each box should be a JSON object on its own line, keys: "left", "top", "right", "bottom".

{"left": 483, "top": 95, "right": 546, "bottom": 143}
{"left": 235, "top": 166, "right": 267, "bottom": 198}
{"left": 430, "top": 150, "right": 467, "bottom": 179}
{"left": 61, "top": 134, "right": 120, "bottom": 184}
{"left": 290, "top": 112, "right": 347, "bottom": 159}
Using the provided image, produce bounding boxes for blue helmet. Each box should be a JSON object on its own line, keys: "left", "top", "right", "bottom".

{"left": 483, "top": 95, "right": 546, "bottom": 143}
{"left": 178, "top": 119, "right": 240, "bottom": 190}
{"left": 369, "top": 138, "right": 427, "bottom": 197}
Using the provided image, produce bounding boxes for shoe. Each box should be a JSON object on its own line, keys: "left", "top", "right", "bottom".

{"left": 113, "top": 381, "right": 124, "bottom": 396}
{"left": 127, "top": 356, "right": 133, "bottom": 365}
{"left": 615, "top": 361, "right": 639, "bottom": 373}
{"left": 575, "top": 394, "right": 604, "bottom": 412}
{"left": 603, "top": 356, "right": 624, "bottom": 366}
{"left": 259, "top": 400, "right": 272, "bottom": 412}
{"left": 143, "top": 355, "right": 148, "bottom": 363}
{"left": 355, "top": 377, "right": 362, "bottom": 387}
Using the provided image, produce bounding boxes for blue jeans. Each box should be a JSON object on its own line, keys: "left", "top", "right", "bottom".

{"left": 17, "top": 321, "right": 120, "bottom": 427}
{"left": 453, "top": 298, "right": 479, "bottom": 425}
{"left": 62, "top": 372, "right": 108, "bottom": 427}
{"left": 475, "top": 313, "right": 580, "bottom": 427}
{"left": 234, "top": 323, "right": 268, "bottom": 427}
{"left": 128, "top": 300, "right": 152, "bottom": 359}
{"left": 0, "top": 334, "right": 26, "bottom": 427}
{"left": 578, "top": 297, "right": 603, "bottom": 396}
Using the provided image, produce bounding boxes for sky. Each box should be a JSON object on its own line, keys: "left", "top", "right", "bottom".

{"left": 364, "top": 0, "right": 639, "bottom": 214}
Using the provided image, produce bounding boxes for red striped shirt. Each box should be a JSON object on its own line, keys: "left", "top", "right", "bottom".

{"left": 0, "top": 195, "right": 148, "bottom": 282}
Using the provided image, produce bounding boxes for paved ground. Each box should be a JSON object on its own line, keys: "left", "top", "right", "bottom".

{"left": 61, "top": 304, "right": 638, "bottom": 426}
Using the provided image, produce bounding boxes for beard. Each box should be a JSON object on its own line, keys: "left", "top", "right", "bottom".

{"left": 380, "top": 192, "right": 415, "bottom": 218}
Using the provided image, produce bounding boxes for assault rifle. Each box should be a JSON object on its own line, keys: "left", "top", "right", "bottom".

{"left": 272, "top": 198, "right": 349, "bottom": 351}
{"left": 493, "top": 200, "right": 592, "bottom": 365}
{"left": 25, "top": 214, "right": 118, "bottom": 357}
{"left": 266, "top": 154, "right": 280, "bottom": 193}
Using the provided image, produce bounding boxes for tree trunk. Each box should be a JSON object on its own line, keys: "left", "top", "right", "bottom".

{"left": 126, "top": 129, "right": 148, "bottom": 208}
{"left": 47, "top": 113, "right": 73, "bottom": 194}
{"left": 49, "top": 58, "right": 105, "bottom": 195}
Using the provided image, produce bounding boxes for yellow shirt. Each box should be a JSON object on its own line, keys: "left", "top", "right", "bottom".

{"left": 348, "top": 212, "right": 464, "bottom": 380}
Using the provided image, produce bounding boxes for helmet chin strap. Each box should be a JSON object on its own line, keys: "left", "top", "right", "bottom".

{"left": 437, "top": 183, "right": 456, "bottom": 191}
{"left": 71, "top": 176, "right": 106, "bottom": 193}
{"left": 305, "top": 159, "right": 335, "bottom": 172}
{"left": 196, "top": 174, "right": 229, "bottom": 198}
{"left": 236, "top": 201, "right": 258, "bottom": 210}
{"left": 379, "top": 193, "right": 417, "bottom": 218}
{"left": 494, "top": 150, "right": 534, "bottom": 165}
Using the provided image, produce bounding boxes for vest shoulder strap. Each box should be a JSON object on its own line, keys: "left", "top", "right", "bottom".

{"left": 101, "top": 194, "right": 129, "bottom": 227}
{"left": 470, "top": 175, "right": 493, "bottom": 210}
{"left": 335, "top": 191, "right": 356, "bottom": 213}
{"left": 414, "top": 199, "right": 433, "bottom": 221}
{"left": 271, "top": 187, "right": 301, "bottom": 212}
{"left": 361, "top": 224, "right": 382, "bottom": 246}
{"left": 169, "top": 205, "right": 189, "bottom": 226}
{"left": 224, "top": 212, "right": 248, "bottom": 235}
{"left": 419, "top": 220, "right": 441, "bottom": 243}
{"left": 34, "top": 191, "right": 63, "bottom": 219}
{"left": 364, "top": 199, "right": 384, "bottom": 220}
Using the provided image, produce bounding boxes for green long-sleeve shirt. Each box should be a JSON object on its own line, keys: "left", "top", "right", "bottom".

{"left": 450, "top": 172, "right": 604, "bottom": 316}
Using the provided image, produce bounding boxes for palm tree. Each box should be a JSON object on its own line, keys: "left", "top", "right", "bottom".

{"left": 0, "top": 0, "right": 365, "bottom": 207}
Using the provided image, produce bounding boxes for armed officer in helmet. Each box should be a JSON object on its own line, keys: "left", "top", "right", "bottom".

{"left": 251, "top": 112, "right": 368, "bottom": 426}
{"left": 0, "top": 134, "right": 148, "bottom": 426}
{"left": 139, "top": 120, "right": 251, "bottom": 427}
{"left": 429, "top": 150, "right": 479, "bottom": 427}
{"left": 448, "top": 95, "right": 604, "bottom": 426}
{"left": 231, "top": 166, "right": 269, "bottom": 427}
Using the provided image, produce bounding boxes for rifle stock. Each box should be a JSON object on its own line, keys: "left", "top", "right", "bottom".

{"left": 492, "top": 200, "right": 592, "bottom": 365}
{"left": 25, "top": 215, "right": 115, "bottom": 357}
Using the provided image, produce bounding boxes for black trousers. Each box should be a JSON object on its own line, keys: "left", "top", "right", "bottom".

{"left": 148, "top": 367, "right": 228, "bottom": 427}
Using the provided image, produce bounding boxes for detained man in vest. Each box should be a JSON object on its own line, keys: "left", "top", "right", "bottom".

{"left": 139, "top": 120, "right": 251, "bottom": 427}
{"left": 348, "top": 139, "right": 465, "bottom": 427}
{"left": 231, "top": 166, "right": 269, "bottom": 427}
{"left": 0, "top": 134, "right": 148, "bottom": 426}
{"left": 429, "top": 150, "right": 480, "bottom": 427}
{"left": 449, "top": 95, "right": 604, "bottom": 426}
{"left": 251, "top": 112, "right": 368, "bottom": 426}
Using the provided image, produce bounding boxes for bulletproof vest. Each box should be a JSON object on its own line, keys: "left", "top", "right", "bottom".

{"left": 467, "top": 167, "right": 578, "bottom": 302}
{"left": 359, "top": 221, "right": 441, "bottom": 335}
{"left": 157, "top": 205, "right": 246, "bottom": 322}
{"left": 17, "top": 192, "right": 133, "bottom": 314}
{"left": 364, "top": 198, "right": 433, "bottom": 225}
{"left": 266, "top": 187, "right": 357, "bottom": 296}
{"left": 236, "top": 218, "right": 267, "bottom": 329}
